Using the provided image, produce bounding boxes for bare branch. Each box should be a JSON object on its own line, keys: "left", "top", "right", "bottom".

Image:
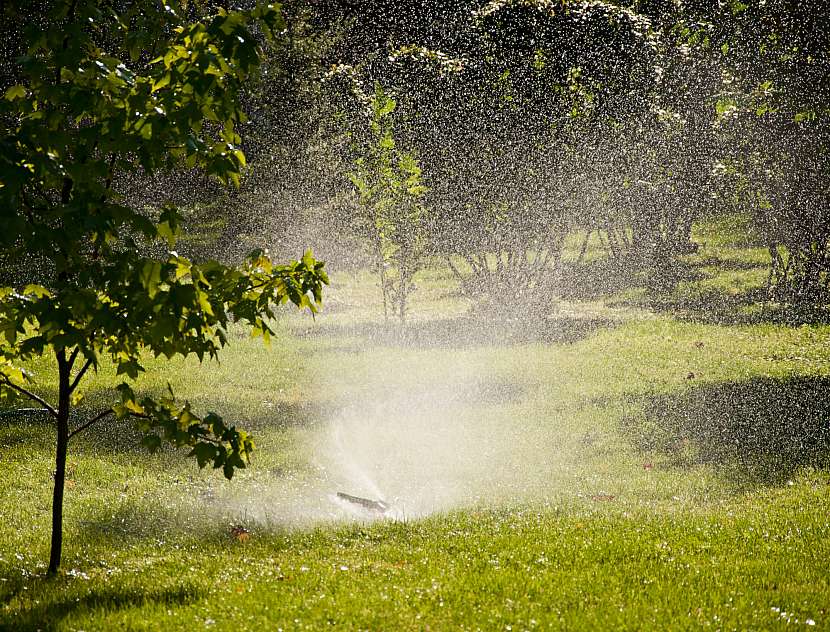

{"left": 68, "top": 407, "right": 114, "bottom": 440}
{"left": 69, "top": 358, "right": 94, "bottom": 394}
{"left": 67, "top": 347, "right": 80, "bottom": 371}
{"left": 0, "top": 376, "right": 58, "bottom": 419}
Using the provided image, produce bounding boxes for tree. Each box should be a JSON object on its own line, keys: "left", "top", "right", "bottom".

{"left": 347, "top": 83, "right": 428, "bottom": 325}
{"left": 579, "top": 16, "right": 722, "bottom": 282}
{"left": 658, "top": 0, "right": 830, "bottom": 311}
{"left": 415, "top": 0, "right": 659, "bottom": 309}
{"left": 710, "top": 0, "right": 830, "bottom": 309}
{"left": 0, "top": 0, "right": 328, "bottom": 574}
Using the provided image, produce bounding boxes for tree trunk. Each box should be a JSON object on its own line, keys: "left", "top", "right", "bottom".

{"left": 398, "top": 264, "right": 406, "bottom": 326}
{"left": 48, "top": 350, "right": 71, "bottom": 575}
{"left": 379, "top": 264, "right": 389, "bottom": 325}
{"left": 576, "top": 230, "right": 591, "bottom": 264}
{"left": 373, "top": 234, "right": 389, "bottom": 325}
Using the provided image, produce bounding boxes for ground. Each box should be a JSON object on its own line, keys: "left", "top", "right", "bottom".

{"left": 1, "top": 216, "right": 829, "bottom": 630}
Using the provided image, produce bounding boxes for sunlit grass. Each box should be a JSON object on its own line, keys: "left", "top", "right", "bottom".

{"left": 2, "top": 216, "right": 829, "bottom": 630}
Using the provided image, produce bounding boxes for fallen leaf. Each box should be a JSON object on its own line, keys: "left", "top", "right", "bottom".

{"left": 230, "top": 525, "right": 250, "bottom": 542}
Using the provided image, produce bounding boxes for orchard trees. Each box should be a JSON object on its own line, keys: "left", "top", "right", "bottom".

{"left": 423, "top": 0, "right": 661, "bottom": 308}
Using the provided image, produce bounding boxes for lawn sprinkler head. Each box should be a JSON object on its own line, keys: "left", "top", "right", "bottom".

{"left": 336, "top": 491, "right": 390, "bottom": 514}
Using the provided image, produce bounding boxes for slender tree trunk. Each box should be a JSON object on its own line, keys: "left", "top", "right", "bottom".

{"left": 577, "top": 230, "right": 591, "bottom": 264}
{"left": 373, "top": 234, "right": 389, "bottom": 325}
{"left": 604, "top": 225, "right": 620, "bottom": 260}
{"left": 445, "top": 256, "right": 465, "bottom": 285}
{"left": 379, "top": 266, "right": 389, "bottom": 324}
{"left": 398, "top": 263, "right": 406, "bottom": 326}
{"left": 48, "top": 350, "right": 71, "bottom": 575}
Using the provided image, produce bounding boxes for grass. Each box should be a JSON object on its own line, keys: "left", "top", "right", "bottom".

{"left": 2, "top": 215, "right": 830, "bottom": 630}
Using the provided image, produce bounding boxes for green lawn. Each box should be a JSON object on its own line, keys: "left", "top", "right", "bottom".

{"left": 2, "top": 216, "right": 829, "bottom": 630}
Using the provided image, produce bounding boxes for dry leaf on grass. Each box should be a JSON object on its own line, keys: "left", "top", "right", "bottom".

{"left": 230, "top": 526, "right": 250, "bottom": 542}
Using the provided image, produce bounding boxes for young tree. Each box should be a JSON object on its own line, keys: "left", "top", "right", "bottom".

{"left": 347, "top": 84, "right": 428, "bottom": 325}
{"left": 0, "top": 1, "right": 327, "bottom": 574}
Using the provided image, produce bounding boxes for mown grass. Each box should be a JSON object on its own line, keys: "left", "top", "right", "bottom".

{"left": 1, "top": 215, "right": 829, "bottom": 630}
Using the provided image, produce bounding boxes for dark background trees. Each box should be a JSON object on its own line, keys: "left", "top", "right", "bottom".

{"left": 129, "top": 0, "right": 827, "bottom": 315}
{"left": 351, "top": 0, "right": 827, "bottom": 313}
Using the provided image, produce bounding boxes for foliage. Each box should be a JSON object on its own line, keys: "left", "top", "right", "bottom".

{"left": 142, "top": 0, "right": 830, "bottom": 317}
{"left": 416, "top": 0, "right": 659, "bottom": 309}
{"left": 0, "top": 0, "right": 327, "bottom": 573}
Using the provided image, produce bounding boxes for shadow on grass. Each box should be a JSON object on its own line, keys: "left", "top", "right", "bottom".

{"left": 559, "top": 253, "right": 706, "bottom": 302}
{"left": 293, "top": 313, "right": 623, "bottom": 350}
{"left": 623, "top": 375, "right": 830, "bottom": 487}
{"left": 561, "top": 251, "right": 825, "bottom": 327}
{"left": 567, "top": 251, "right": 830, "bottom": 326}
{"left": 0, "top": 579, "right": 201, "bottom": 632}
{"left": 634, "top": 287, "right": 830, "bottom": 326}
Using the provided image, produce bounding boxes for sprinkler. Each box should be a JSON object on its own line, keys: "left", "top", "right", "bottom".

{"left": 336, "top": 491, "right": 390, "bottom": 514}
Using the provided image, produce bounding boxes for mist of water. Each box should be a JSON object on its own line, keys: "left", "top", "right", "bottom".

{"left": 212, "top": 342, "right": 590, "bottom": 528}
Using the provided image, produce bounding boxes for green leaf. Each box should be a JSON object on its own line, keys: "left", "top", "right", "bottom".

{"left": 0, "top": 364, "right": 26, "bottom": 387}
{"left": 4, "top": 85, "right": 26, "bottom": 101}
{"left": 378, "top": 97, "right": 396, "bottom": 117}
{"left": 715, "top": 98, "right": 737, "bottom": 117}
{"left": 158, "top": 221, "right": 179, "bottom": 248}
{"left": 730, "top": 0, "right": 748, "bottom": 15}
{"left": 116, "top": 359, "right": 145, "bottom": 380}
{"left": 23, "top": 284, "right": 52, "bottom": 298}
{"left": 191, "top": 442, "right": 218, "bottom": 468}
{"left": 302, "top": 250, "right": 315, "bottom": 269}
{"left": 152, "top": 73, "right": 171, "bottom": 92}
{"left": 139, "top": 261, "right": 163, "bottom": 298}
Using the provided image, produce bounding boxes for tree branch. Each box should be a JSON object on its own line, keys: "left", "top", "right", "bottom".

{"left": 69, "top": 357, "right": 93, "bottom": 394}
{"left": 68, "top": 346, "right": 80, "bottom": 370}
{"left": 103, "top": 153, "right": 118, "bottom": 194}
{"left": 0, "top": 376, "right": 58, "bottom": 419}
{"left": 68, "top": 407, "right": 114, "bottom": 440}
